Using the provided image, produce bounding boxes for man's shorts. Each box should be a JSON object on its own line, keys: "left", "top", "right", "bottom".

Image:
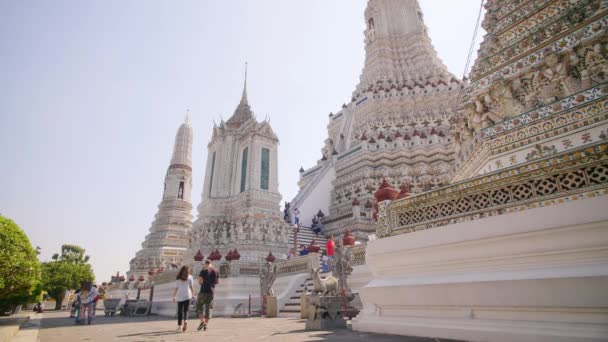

{"left": 196, "top": 292, "right": 213, "bottom": 317}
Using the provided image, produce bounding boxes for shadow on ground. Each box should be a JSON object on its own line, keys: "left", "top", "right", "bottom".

{"left": 271, "top": 327, "right": 465, "bottom": 342}
{"left": 40, "top": 310, "right": 173, "bottom": 329}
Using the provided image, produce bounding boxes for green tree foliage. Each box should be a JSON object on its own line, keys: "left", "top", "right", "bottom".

{"left": 41, "top": 244, "right": 95, "bottom": 310}
{"left": 0, "top": 215, "right": 41, "bottom": 311}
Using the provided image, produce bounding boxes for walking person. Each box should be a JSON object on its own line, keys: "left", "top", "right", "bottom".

{"left": 77, "top": 280, "right": 98, "bottom": 325}
{"left": 70, "top": 289, "right": 81, "bottom": 319}
{"left": 173, "top": 266, "right": 195, "bottom": 332}
{"left": 196, "top": 260, "right": 218, "bottom": 331}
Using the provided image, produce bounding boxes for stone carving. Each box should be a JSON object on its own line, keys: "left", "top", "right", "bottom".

{"left": 260, "top": 262, "right": 277, "bottom": 297}
{"left": 540, "top": 53, "right": 581, "bottom": 104}
{"left": 330, "top": 244, "right": 353, "bottom": 292}
{"left": 581, "top": 42, "right": 608, "bottom": 85}
{"left": 311, "top": 268, "right": 338, "bottom": 296}
{"left": 490, "top": 79, "right": 525, "bottom": 118}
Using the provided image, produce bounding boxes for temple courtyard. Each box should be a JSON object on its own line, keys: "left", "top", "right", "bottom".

{"left": 29, "top": 311, "right": 459, "bottom": 342}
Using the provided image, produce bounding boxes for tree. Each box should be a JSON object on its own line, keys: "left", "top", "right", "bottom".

{"left": 0, "top": 215, "right": 41, "bottom": 313}
{"left": 41, "top": 244, "right": 95, "bottom": 310}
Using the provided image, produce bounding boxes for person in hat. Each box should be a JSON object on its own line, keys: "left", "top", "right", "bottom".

{"left": 196, "top": 260, "right": 218, "bottom": 331}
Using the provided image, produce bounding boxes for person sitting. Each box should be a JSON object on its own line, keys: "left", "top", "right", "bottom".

{"left": 299, "top": 244, "right": 309, "bottom": 256}
{"left": 287, "top": 248, "right": 295, "bottom": 259}
{"left": 313, "top": 223, "right": 322, "bottom": 236}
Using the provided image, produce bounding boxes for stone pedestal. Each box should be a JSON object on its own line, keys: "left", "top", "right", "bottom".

{"left": 304, "top": 295, "right": 347, "bottom": 330}
{"left": 300, "top": 294, "right": 309, "bottom": 319}
{"left": 265, "top": 296, "right": 277, "bottom": 318}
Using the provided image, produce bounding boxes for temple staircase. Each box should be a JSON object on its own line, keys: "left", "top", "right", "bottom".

{"left": 288, "top": 225, "right": 328, "bottom": 253}
{"left": 278, "top": 270, "right": 332, "bottom": 318}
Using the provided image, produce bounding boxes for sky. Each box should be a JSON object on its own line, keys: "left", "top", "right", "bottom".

{"left": 0, "top": 0, "right": 485, "bottom": 282}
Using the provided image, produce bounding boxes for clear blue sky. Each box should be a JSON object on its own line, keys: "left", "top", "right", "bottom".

{"left": 0, "top": 0, "right": 484, "bottom": 282}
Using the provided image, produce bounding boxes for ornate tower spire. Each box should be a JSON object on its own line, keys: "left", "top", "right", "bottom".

{"left": 354, "top": 0, "right": 454, "bottom": 97}
{"left": 128, "top": 117, "right": 193, "bottom": 277}
{"left": 241, "top": 62, "right": 248, "bottom": 105}
{"left": 227, "top": 64, "right": 254, "bottom": 128}
{"left": 170, "top": 111, "right": 193, "bottom": 166}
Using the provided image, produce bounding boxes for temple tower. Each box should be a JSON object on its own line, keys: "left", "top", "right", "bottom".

{"left": 128, "top": 115, "right": 193, "bottom": 277}
{"left": 292, "top": 0, "right": 464, "bottom": 240}
{"left": 189, "top": 72, "right": 290, "bottom": 264}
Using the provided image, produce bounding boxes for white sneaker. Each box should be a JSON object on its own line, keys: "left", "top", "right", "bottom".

{"left": 177, "top": 326, "right": 182, "bottom": 332}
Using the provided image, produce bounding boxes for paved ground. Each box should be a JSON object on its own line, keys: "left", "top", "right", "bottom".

{"left": 37, "top": 310, "right": 460, "bottom": 342}
{"left": 0, "top": 312, "right": 30, "bottom": 342}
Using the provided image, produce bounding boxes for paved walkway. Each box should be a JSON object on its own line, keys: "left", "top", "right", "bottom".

{"left": 38, "top": 311, "right": 459, "bottom": 342}
{"left": 0, "top": 312, "right": 30, "bottom": 342}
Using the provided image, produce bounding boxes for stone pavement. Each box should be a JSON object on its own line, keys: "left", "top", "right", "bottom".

{"left": 38, "top": 310, "right": 461, "bottom": 342}
{"left": 0, "top": 312, "right": 30, "bottom": 342}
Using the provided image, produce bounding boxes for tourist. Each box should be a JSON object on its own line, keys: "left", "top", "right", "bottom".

{"left": 321, "top": 251, "right": 330, "bottom": 272}
{"left": 70, "top": 289, "right": 81, "bottom": 318}
{"left": 299, "top": 244, "right": 309, "bottom": 256}
{"left": 196, "top": 260, "right": 218, "bottom": 331}
{"left": 311, "top": 216, "right": 320, "bottom": 235}
{"left": 287, "top": 248, "right": 295, "bottom": 259}
{"left": 76, "top": 280, "right": 98, "bottom": 325}
{"left": 326, "top": 235, "right": 335, "bottom": 259}
{"left": 293, "top": 207, "right": 300, "bottom": 225}
{"left": 91, "top": 284, "right": 100, "bottom": 319}
{"left": 173, "top": 265, "right": 195, "bottom": 332}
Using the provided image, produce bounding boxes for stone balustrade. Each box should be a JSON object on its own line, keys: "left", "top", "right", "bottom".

{"left": 378, "top": 141, "right": 608, "bottom": 238}
{"left": 349, "top": 245, "right": 366, "bottom": 266}
{"left": 274, "top": 253, "right": 320, "bottom": 275}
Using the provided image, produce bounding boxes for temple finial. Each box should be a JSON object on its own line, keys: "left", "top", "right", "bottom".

{"left": 184, "top": 109, "right": 190, "bottom": 124}
{"left": 241, "top": 62, "right": 248, "bottom": 104}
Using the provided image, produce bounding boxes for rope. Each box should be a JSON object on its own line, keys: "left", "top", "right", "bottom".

{"left": 453, "top": 0, "right": 486, "bottom": 109}
{"left": 461, "top": 0, "right": 486, "bottom": 80}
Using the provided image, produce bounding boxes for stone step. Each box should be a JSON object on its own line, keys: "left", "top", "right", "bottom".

{"left": 295, "top": 290, "right": 304, "bottom": 293}
{"left": 285, "top": 303, "right": 299, "bottom": 307}
{"left": 290, "top": 296, "right": 300, "bottom": 300}
{"left": 278, "top": 312, "right": 301, "bottom": 318}
{"left": 279, "top": 309, "right": 301, "bottom": 313}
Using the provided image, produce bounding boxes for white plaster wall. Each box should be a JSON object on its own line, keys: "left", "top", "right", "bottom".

{"left": 296, "top": 166, "right": 335, "bottom": 226}
{"left": 115, "top": 273, "right": 309, "bottom": 318}
{"left": 353, "top": 195, "right": 608, "bottom": 342}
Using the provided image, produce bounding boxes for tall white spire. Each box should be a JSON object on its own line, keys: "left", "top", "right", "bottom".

{"left": 171, "top": 113, "right": 193, "bottom": 166}
{"left": 128, "top": 117, "right": 194, "bottom": 277}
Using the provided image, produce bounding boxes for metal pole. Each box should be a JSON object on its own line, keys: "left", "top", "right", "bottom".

{"left": 248, "top": 293, "right": 251, "bottom": 316}
{"left": 342, "top": 288, "right": 347, "bottom": 320}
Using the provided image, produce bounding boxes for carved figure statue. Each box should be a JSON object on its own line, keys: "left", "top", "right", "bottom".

{"left": 540, "top": 53, "right": 581, "bottom": 103}
{"left": 331, "top": 245, "right": 353, "bottom": 291}
{"left": 491, "top": 80, "right": 525, "bottom": 118}
{"left": 260, "top": 262, "right": 277, "bottom": 297}
{"left": 582, "top": 42, "right": 608, "bottom": 85}
{"left": 311, "top": 268, "right": 338, "bottom": 296}
{"left": 464, "top": 102, "right": 487, "bottom": 132}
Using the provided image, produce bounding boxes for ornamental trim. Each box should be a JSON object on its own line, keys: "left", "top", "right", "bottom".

{"left": 385, "top": 142, "right": 608, "bottom": 237}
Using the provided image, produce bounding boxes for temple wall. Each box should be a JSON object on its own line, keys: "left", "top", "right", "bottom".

{"left": 353, "top": 195, "right": 608, "bottom": 341}
{"left": 108, "top": 268, "right": 311, "bottom": 318}
{"left": 295, "top": 166, "right": 335, "bottom": 226}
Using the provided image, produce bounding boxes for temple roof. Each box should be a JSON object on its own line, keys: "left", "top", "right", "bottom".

{"left": 226, "top": 66, "right": 254, "bottom": 128}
